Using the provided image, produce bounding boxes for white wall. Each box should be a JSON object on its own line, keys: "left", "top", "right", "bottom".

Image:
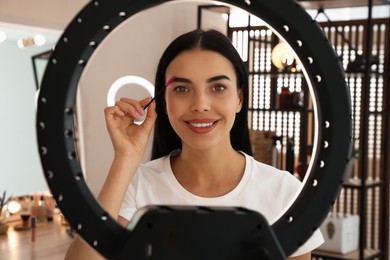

{"left": 0, "top": 0, "right": 89, "bottom": 30}
{"left": 0, "top": 0, "right": 87, "bottom": 196}
{"left": 0, "top": 39, "right": 58, "bottom": 195}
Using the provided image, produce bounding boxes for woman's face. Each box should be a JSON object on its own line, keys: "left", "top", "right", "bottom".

{"left": 165, "top": 49, "right": 243, "bottom": 151}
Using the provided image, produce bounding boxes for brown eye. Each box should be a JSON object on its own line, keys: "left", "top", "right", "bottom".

{"left": 212, "top": 84, "right": 226, "bottom": 92}
{"left": 173, "top": 86, "right": 189, "bottom": 93}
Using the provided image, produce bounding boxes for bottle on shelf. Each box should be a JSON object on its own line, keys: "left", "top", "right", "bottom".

{"left": 37, "top": 195, "right": 46, "bottom": 222}
{"left": 30, "top": 195, "right": 40, "bottom": 220}
{"left": 45, "top": 195, "right": 55, "bottom": 222}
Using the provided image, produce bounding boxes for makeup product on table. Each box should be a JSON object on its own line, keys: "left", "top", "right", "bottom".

{"left": 37, "top": 195, "right": 46, "bottom": 222}
{"left": 143, "top": 76, "right": 176, "bottom": 110}
{"left": 14, "top": 213, "right": 31, "bottom": 231}
{"left": 14, "top": 196, "right": 32, "bottom": 231}
{"left": 21, "top": 214, "right": 30, "bottom": 227}
{"left": 45, "top": 195, "right": 55, "bottom": 222}
{"left": 20, "top": 195, "right": 31, "bottom": 214}
{"left": 30, "top": 195, "right": 40, "bottom": 218}
{"left": 31, "top": 216, "right": 36, "bottom": 242}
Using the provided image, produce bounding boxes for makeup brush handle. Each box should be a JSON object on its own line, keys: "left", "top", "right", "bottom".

{"left": 143, "top": 87, "right": 165, "bottom": 110}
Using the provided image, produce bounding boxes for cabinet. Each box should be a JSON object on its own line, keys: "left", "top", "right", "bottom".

{"left": 229, "top": 24, "right": 315, "bottom": 180}
{"left": 310, "top": 14, "right": 389, "bottom": 260}
{"left": 227, "top": 11, "right": 389, "bottom": 260}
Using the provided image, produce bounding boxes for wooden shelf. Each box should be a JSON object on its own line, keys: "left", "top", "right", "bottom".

{"left": 343, "top": 178, "right": 384, "bottom": 188}
{"left": 313, "top": 249, "right": 381, "bottom": 259}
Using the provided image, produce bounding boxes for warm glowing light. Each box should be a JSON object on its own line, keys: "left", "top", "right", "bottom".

{"left": 34, "top": 34, "right": 46, "bottom": 46}
{"left": 17, "top": 34, "right": 47, "bottom": 48}
{"left": 7, "top": 201, "right": 21, "bottom": 214}
{"left": 17, "top": 38, "right": 28, "bottom": 49}
{"left": 271, "top": 42, "right": 296, "bottom": 70}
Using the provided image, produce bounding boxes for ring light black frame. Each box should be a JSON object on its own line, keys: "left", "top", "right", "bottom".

{"left": 36, "top": 0, "right": 352, "bottom": 258}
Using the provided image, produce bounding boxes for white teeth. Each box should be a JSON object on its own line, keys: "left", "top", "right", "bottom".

{"left": 190, "top": 122, "right": 213, "bottom": 128}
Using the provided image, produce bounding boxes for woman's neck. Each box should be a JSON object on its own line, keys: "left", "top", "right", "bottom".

{"left": 170, "top": 145, "right": 246, "bottom": 197}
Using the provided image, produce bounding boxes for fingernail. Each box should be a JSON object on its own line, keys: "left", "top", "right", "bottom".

{"left": 137, "top": 108, "right": 145, "bottom": 116}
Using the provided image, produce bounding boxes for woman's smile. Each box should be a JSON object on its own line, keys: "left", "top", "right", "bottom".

{"left": 185, "top": 119, "right": 219, "bottom": 134}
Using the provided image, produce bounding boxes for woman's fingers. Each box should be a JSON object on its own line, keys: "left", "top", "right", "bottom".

{"left": 106, "top": 97, "right": 157, "bottom": 127}
{"left": 104, "top": 105, "right": 125, "bottom": 118}
{"left": 103, "top": 97, "right": 157, "bottom": 157}
{"left": 115, "top": 98, "right": 145, "bottom": 120}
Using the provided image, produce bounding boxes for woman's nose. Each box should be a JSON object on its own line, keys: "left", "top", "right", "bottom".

{"left": 190, "top": 91, "right": 211, "bottom": 112}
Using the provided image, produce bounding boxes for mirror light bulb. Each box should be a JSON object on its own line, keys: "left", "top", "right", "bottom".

{"left": 7, "top": 201, "right": 21, "bottom": 214}
{"left": 17, "top": 38, "right": 28, "bottom": 49}
{"left": 34, "top": 34, "right": 46, "bottom": 46}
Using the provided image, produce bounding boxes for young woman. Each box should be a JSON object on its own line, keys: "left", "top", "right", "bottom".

{"left": 66, "top": 29, "right": 323, "bottom": 260}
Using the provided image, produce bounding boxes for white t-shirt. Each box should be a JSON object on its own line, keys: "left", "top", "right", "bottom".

{"left": 119, "top": 151, "right": 323, "bottom": 257}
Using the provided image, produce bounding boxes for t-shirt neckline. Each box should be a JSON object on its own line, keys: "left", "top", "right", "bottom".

{"left": 163, "top": 150, "right": 252, "bottom": 203}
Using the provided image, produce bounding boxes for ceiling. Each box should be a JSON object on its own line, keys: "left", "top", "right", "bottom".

{"left": 298, "top": 0, "right": 390, "bottom": 9}
{"left": 0, "top": 0, "right": 389, "bottom": 47}
{"left": 0, "top": 0, "right": 87, "bottom": 45}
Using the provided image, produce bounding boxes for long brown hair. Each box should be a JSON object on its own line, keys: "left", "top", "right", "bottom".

{"left": 151, "top": 29, "right": 252, "bottom": 159}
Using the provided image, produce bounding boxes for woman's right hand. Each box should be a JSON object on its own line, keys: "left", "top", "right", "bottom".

{"left": 104, "top": 97, "right": 157, "bottom": 158}
{"left": 65, "top": 98, "right": 157, "bottom": 260}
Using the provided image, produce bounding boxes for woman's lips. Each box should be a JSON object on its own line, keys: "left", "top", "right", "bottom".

{"left": 185, "top": 119, "right": 218, "bottom": 134}
{"left": 189, "top": 122, "right": 214, "bottom": 128}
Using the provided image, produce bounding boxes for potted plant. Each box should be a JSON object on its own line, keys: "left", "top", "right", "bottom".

{"left": 0, "top": 191, "right": 10, "bottom": 235}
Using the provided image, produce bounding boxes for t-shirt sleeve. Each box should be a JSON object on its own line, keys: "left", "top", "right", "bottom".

{"left": 118, "top": 169, "right": 140, "bottom": 221}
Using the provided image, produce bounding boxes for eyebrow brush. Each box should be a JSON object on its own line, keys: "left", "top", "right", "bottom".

{"left": 143, "top": 76, "right": 176, "bottom": 110}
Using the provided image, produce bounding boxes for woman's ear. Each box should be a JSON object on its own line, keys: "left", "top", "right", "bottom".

{"left": 236, "top": 88, "right": 244, "bottom": 113}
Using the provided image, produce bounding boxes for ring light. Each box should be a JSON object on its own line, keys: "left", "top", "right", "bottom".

{"left": 107, "top": 75, "right": 155, "bottom": 106}
{"left": 107, "top": 75, "right": 155, "bottom": 124}
{"left": 36, "top": 0, "right": 352, "bottom": 258}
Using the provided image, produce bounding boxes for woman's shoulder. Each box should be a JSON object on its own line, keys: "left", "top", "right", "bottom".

{"left": 139, "top": 155, "right": 169, "bottom": 173}
{"left": 242, "top": 152, "right": 285, "bottom": 174}
{"left": 138, "top": 149, "right": 179, "bottom": 176}
{"left": 242, "top": 152, "right": 301, "bottom": 184}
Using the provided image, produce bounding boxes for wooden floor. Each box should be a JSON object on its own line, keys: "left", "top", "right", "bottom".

{"left": 313, "top": 248, "right": 382, "bottom": 260}
{"left": 0, "top": 215, "right": 74, "bottom": 260}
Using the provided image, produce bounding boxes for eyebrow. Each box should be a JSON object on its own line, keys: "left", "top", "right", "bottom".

{"left": 173, "top": 75, "right": 231, "bottom": 84}
{"left": 207, "top": 75, "right": 231, "bottom": 83}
